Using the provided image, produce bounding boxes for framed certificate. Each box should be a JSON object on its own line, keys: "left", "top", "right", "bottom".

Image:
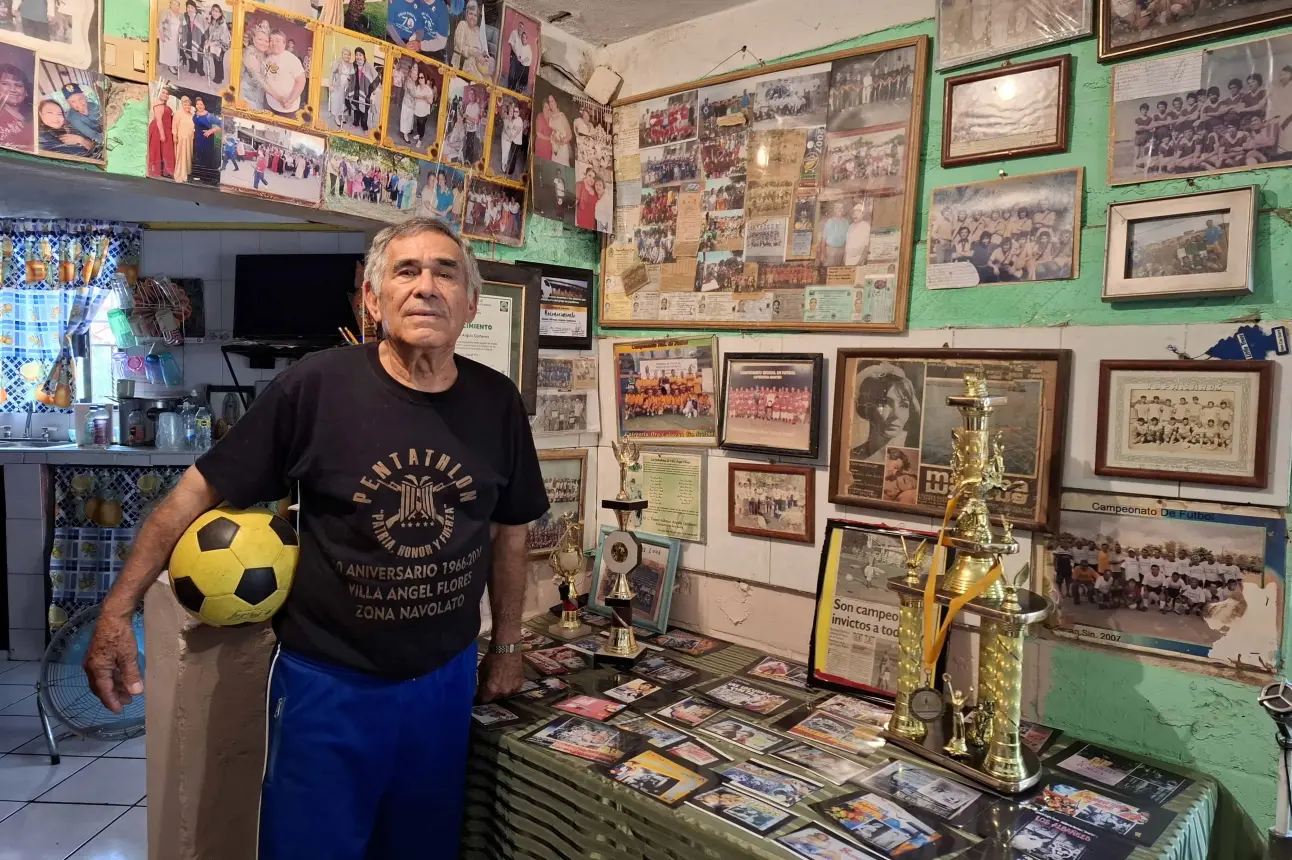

{"left": 455, "top": 260, "right": 540, "bottom": 413}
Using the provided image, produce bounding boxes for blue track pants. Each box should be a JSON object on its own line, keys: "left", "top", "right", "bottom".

{"left": 258, "top": 646, "right": 477, "bottom": 860}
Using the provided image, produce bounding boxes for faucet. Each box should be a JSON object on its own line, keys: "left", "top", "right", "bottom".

{"left": 23, "top": 403, "right": 33, "bottom": 439}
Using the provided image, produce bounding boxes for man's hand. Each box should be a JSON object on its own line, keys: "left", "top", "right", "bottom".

{"left": 476, "top": 651, "right": 524, "bottom": 703}
{"left": 83, "top": 613, "right": 144, "bottom": 714}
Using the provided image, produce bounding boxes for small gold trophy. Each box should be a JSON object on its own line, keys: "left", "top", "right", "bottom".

{"left": 597, "top": 439, "right": 650, "bottom": 669}
{"left": 547, "top": 513, "right": 591, "bottom": 640}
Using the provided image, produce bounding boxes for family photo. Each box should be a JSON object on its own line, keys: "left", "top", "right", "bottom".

{"left": 0, "top": 0, "right": 99, "bottom": 71}
{"left": 220, "top": 114, "right": 324, "bottom": 205}
{"left": 383, "top": 52, "right": 442, "bottom": 155}
{"left": 147, "top": 80, "right": 221, "bottom": 184}
{"left": 488, "top": 92, "right": 530, "bottom": 182}
{"left": 382, "top": 0, "right": 495, "bottom": 77}
{"left": 322, "top": 136, "right": 418, "bottom": 219}
{"left": 441, "top": 76, "right": 489, "bottom": 167}
{"left": 36, "top": 59, "right": 102, "bottom": 162}
{"left": 235, "top": 8, "right": 314, "bottom": 122}
{"left": 0, "top": 43, "right": 35, "bottom": 153}
{"left": 461, "top": 176, "right": 525, "bottom": 245}
{"left": 416, "top": 161, "right": 466, "bottom": 223}
{"left": 496, "top": 4, "right": 538, "bottom": 96}
{"left": 317, "top": 31, "right": 384, "bottom": 138}
{"left": 155, "top": 0, "right": 234, "bottom": 95}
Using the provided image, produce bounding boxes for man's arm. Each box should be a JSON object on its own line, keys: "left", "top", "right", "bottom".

{"left": 477, "top": 523, "right": 528, "bottom": 702}
{"left": 84, "top": 466, "right": 222, "bottom": 712}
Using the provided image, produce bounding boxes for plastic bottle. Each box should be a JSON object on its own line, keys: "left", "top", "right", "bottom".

{"left": 179, "top": 401, "right": 197, "bottom": 450}
{"left": 126, "top": 406, "right": 145, "bottom": 446}
{"left": 194, "top": 404, "right": 212, "bottom": 451}
{"left": 85, "top": 404, "right": 110, "bottom": 447}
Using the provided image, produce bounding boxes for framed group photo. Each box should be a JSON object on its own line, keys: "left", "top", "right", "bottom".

{"left": 1095, "top": 359, "right": 1273, "bottom": 487}
{"left": 1098, "top": 0, "right": 1292, "bottom": 62}
{"left": 588, "top": 525, "right": 680, "bottom": 634}
{"left": 232, "top": 2, "right": 318, "bottom": 127}
{"left": 522, "top": 262, "right": 593, "bottom": 350}
{"left": 1102, "top": 186, "right": 1258, "bottom": 301}
{"left": 719, "top": 353, "right": 823, "bottom": 458}
{"left": 936, "top": 0, "right": 1093, "bottom": 70}
{"left": 528, "top": 449, "right": 587, "bottom": 558}
{"left": 828, "top": 349, "right": 1071, "bottom": 532}
{"left": 942, "top": 55, "right": 1071, "bottom": 168}
{"left": 728, "top": 462, "right": 815, "bottom": 544}
{"left": 614, "top": 336, "right": 718, "bottom": 445}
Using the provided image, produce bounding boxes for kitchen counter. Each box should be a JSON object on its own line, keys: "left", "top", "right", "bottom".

{"left": 0, "top": 443, "right": 199, "bottom": 466}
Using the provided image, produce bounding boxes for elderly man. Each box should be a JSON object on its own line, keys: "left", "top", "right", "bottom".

{"left": 84, "top": 218, "right": 547, "bottom": 859}
{"left": 61, "top": 83, "right": 102, "bottom": 146}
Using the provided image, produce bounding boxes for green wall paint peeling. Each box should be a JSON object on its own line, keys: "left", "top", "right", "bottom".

{"left": 104, "top": 0, "right": 150, "bottom": 40}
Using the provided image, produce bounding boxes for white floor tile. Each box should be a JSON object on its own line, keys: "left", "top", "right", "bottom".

{"left": 37, "top": 757, "right": 146, "bottom": 805}
{"left": 0, "top": 694, "right": 39, "bottom": 716}
{"left": 0, "top": 716, "right": 43, "bottom": 753}
{"left": 0, "top": 662, "right": 29, "bottom": 678}
{"left": 67, "top": 806, "right": 147, "bottom": 860}
{"left": 0, "top": 662, "right": 39, "bottom": 686}
{"left": 0, "top": 686, "right": 32, "bottom": 710}
{"left": 14, "top": 732, "right": 121, "bottom": 757}
{"left": 104, "top": 735, "right": 145, "bottom": 758}
{"left": 0, "top": 753, "right": 93, "bottom": 801}
{"left": 0, "top": 802, "right": 123, "bottom": 860}
{"left": 0, "top": 800, "right": 20, "bottom": 822}
{"left": 136, "top": 795, "right": 146, "bottom": 807}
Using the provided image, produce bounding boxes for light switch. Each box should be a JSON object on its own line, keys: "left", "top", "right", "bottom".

{"left": 134, "top": 49, "right": 147, "bottom": 72}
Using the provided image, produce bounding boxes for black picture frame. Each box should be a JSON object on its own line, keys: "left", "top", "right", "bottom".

{"left": 718, "top": 352, "right": 824, "bottom": 459}
{"left": 476, "top": 260, "right": 542, "bottom": 415}
{"left": 519, "top": 260, "right": 595, "bottom": 351}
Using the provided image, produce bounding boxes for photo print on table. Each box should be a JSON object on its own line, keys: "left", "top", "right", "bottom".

{"left": 523, "top": 715, "right": 640, "bottom": 765}
{"left": 219, "top": 113, "right": 325, "bottom": 205}
{"left": 855, "top": 759, "right": 990, "bottom": 825}
{"left": 777, "top": 825, "right": 874, "bottom": 860}
{"left": 146, "top": 79, "right": 222, "bottom": 185}
{"left": 670, "top": 739, "right": 730, "bottom": 767}
{"left": 602, "top": 750, "right": 712, "bottom": 807}
{"left": 607, "top": 713, "right": 689, "bottom": 749}
{"left": 382, "top": 49, "right": 445, "bottom": 158}
{"left": 35, "top": 58, "right": 103, "bottom": 163}
{"left": 989, "top": 810, "right": 1135, "bottom": 860}
{"left": 634, "top": 655, "right": 699, "bottom": 685}
{"left": 697, "top": 678, "right": 794, "bottom": 716}
{"left": 773, "top": 742, "right": 866, "bottom": 785}
{"left": 1021, "top": 775, "right": 1177, "bottom": 845}
{"left": 234, "top": 3, "right": 316, "bottom": 125}
{"left": 552, "top": 694, "right": 627, "bottom": 722}
{"left": 698, "top": 715, "right": 785, "bottom": 754}
{"left": 154, "top": 0, "right": 236, "bottom": 98}
{"left": 786, "top": 710, "right": 883, "bottom": 756}
{"left": 322, "top": 136, "right": 419, "bottom": 220}
{"left": 689, "top": 787, "right": 795, "bottom": 836}
{"left": 314, "top": 28, "right": 383, "bottom": 141}
{"left": 745, "top": 655, "right": 810, "bottom": 689}
{"left": 655, "top": 696, "right": 724, "bottom": 728}
{"left": 1050, "top": 742, "right": 1192, "bottom": 807}
{"left": 814, "top": 790, "right": 962, "bottom": 859}
{"left": 715, "top": 759, "right": 822, "bottom": 809}
{"left": 415, "top": 161, "right": 467, "bottom": 225}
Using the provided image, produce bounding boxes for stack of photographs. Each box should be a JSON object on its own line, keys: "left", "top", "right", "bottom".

{"left": 523, "top": 646, "right": 589, "bottom": 675}
{"left": 696, "top": 678, "right": 797, "bottom": 717}
{"left": 773, "top": 742, "right": 866, "bottom": 785}
{"left": 716, "top": 760, "right": 822, "bottom": 809}
{"left": 745, "top": 655, "right": 810, "bottom": 689}
{"left": 853, "top": 759, "right": 993, "bottom": 826}
{"left": 1048, "top": 743, "right": 1191, "bottom": 807}
{"left": 698, "top": 714, "right": 787, "bottom": 755}
{"left": 655, "top": 696, "right": 725, "bottom": 728}
{"left": 812, "top": 790, "right": 964, "bottom": 859}
{"left": 600, "top": 750, "right": 716, "bottom": 807}
{"left": 688, "top": 786, "right": 795, "bottom": 836}
{"left": 777, "top": 707, "right": 885, "bottom": 756}
{"left": 1021, "top": 776, "right": 1176, "bottom": 846}
{"left": 609, "top": 713, "right": 690, "bottom": 750}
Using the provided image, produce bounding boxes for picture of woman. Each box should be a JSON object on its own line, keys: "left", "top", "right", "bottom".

{"left": 147, "top": 83, "right": 175, "bottom": 178}
{"left": 497, "top": 6, "right": 537, "bottom": 96}
{"left": 385, "top": 55, "right": 440, "bottom": 155}
{"left": 489, "top": 94, "right": 528, "bottom": 181}
{"left": 170, "top": 94, "right": 194, "bottom": 183}
{"left": 451, "top": 0, "right": 491, "bottom": 79}
{"left": 849, "top": 361, "right": 922, "bottom": 464}
{"left": 205, "top": 3, "right": 230, "bottom": 86}
{"left": 235, "top": 7, "right": 314, "bottom": 119}
{"left": 36, "top": 98, "right": 94, "bottom": 156}
{"left": 547, "top": 93, "right": 573, "bottom": 166}
{"left": 157, "top": 0, "right": 183, "bottom": 77}
{"left": 327, "top": 46, "right": 354, "bottom": 127}
{"left": 347, "top": 46, "right": 378, "bottom": 132}
{"left": 441, "top": 77, "right": 486, "bottom": 167}
{"left": 179, "top": 1, "right": 205, "bottom": 80}
{"left": 0, "top": 46, "right": 35, "bottom": 153}
{"left": 191, "top": 95, "right": 222, "bottom": 184}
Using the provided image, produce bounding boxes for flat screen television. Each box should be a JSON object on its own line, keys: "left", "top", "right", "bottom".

{"left": 233, "top": 253, "right": 363, "bottom": 342}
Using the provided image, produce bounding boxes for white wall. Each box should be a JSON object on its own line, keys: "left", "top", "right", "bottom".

{"left": 597, "top": 0, "right": 935, "bottom": 98}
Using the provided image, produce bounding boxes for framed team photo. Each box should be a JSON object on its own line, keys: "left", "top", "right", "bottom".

{"left": 1095, "top": 359, "right": 1272, "bottom": 487}
{"left": 942, "top": 55, "right": 1071, "bottom": 168}
{"left": 614, "top": 336, "right": 718, "bottom": 444}
{"left": 1099, "top": 0, "right": 1292, "bottom": 62}
{"left": 528, "top": 449, "right": 587, "bottom": 558}
{"left": 728, "top": 463, "right": 815, "bottom": 544}
{"left": 936, "top": 0, "right": 1093, "bottom": 70}
{"left": 1103, "top": 186, "right": 1257, "bottom": 302}
{"left": 719, "top": 353, "right": 822, "bottom": 457}
{"left": 588, "top": 525, "right": 680, "bottom": 634}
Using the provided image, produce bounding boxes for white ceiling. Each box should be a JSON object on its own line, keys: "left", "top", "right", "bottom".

{"left": 509, "top": 0, "right": 757, "bottom": 45}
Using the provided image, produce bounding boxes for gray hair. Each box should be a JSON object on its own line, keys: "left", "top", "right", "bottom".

{"left": 363, "top": 217, "right": 482, "bottom": 301}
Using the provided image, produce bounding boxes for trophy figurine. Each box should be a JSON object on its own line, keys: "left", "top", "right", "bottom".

{"left": 547, "top": 513, "right": 591, "bottom": 640}
{"left": 597, "top": 439, "right": 650, "bottom": 669}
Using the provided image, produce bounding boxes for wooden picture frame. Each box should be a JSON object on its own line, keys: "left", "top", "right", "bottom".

{"left": 727, "top": 462, "right": 815, "bottom": 544}
{"left": 936, "top": 0, "right": 1092, "bottom": 71}
{"left": 602, "top": 34, "right": 930, "bottom": 334}
{"left": 473, "top": 259, "right": 541, "bottom": 413}
{"left": 941, "top": 56, "right": 1071, "bottom": 169}
{"left": 828, "top": 349, "right": 1071, "bottom": 533}
{"left": 719, "top": 353, "right": 823, "bottom": 459}
{"left": 1095, "top": 360, "right": 1273, "bottom": 488}
{"left": 529, "top": 448, "right": 588, "bottom": 558}
{"left": 588, "top": 525, "right": 680, "bottom": 634}
{"left": 1103, "top": 186, "right": 1257, "bottom": 301}
{"left": 1098, "top": 0, "right": 1292, "bottom": 62}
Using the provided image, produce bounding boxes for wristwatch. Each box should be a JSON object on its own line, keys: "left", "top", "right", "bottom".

{"left": 489, "top": 641, "right": 523, "bottom": 655}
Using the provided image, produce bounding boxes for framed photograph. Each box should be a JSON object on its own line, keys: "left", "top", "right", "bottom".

{"left": 381, "top": 48, "right": 446, "bottom": 159}
{"left": 937, "top": 0, "right": 1093, "bottom": 70}
{"left": 146, "top": 80, "right": 222, "bottom": 184}
{"left": 220, "top": 113, "right": 325, "bottom": 206}
{"left": 719, "top": 353, "right": 823, "bottom": 457}
{"left": 528, "top": 449, "right": 586, "bottom": 558}
{"left": 926, "top": 168, "right": 1083, "bottom": 289}
{"left": 461, "top": 175, "right": 527, "bottom": 247}
{"left": 1108, "top": 33, "right": 1292, "bottom": 185}
{"left": 942, "top": 56, "right": 1071, "bottom": 168}
{"left": 1102, "top": 186, "right": 1257, "bottom": 301}
{"left": 495, "top": 4, "right": 540, "bottom": 96}
{"left": 232, "top": 3, "right": 316, "bottom": 127}
{"left": 36, "top": 59, "right": 104, "bottom": 164}
{"left": 1022, "top": 774, "right": 1177, "bottom": 845}
{"left": 1095, "top": 359, "right": 1272, "bottom": 487}
{"left": 1099, "top": 0, "right": 1292, "bottom": 62}
{"left": 1034, "top": 491, "right": 1286, "bottom": 671}
{"left": 532, "top": 76, "right": 613, "bottom": 232}
{"left": 415, "top": 161, "right": 467, "bottom": 226}
{"left": 321, "top": 136, "right": 419, "bottom": 221}
{"left": 0, "top": 0, "right": 99, "bottom": 72}
{"left": 153, "top": 0, "right": 234, "bottom": 98}
{"left": 486, "top": 88, "right": 531, "bottom": 185}
{"left": 519, "top": 262, "right": 593, "bottom": 350}
{"left": 0, "top": 43, "right": 36, "bottom": 155}
{"left": 614, "top": 336, "right": 718, "bottom": 444}
{"left": 727, "top": 462, "right": 815, "bottom": 544}
{"left": 828, "top": 349, "right": 1071, "bottom": 531}
{"left": 587, "top": 525, "right": 680, "bottom": 634}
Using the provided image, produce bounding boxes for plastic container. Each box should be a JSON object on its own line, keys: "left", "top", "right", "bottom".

{"left": 107, "top": 309, "right": 136, "bottom": 347}
{"left": 143, "top": 354, "right": 164, "bottom": 385}
{"left": 155, "top": 412, "right": 184, "bottom": 451}
{"left": 194, "top": 405, "right": 212, "bottom": 451}
{"left": 159, "top": 353, "right": 182, "bottom": 387}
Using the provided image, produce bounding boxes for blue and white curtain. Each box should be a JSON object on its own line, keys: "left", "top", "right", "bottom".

{"left": 0, "top": 219, "right": 140, "bottom": 412}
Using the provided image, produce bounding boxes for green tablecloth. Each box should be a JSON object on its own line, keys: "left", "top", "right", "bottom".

{"left": 461, "top": 634, "right": 1217, "bottom": 860}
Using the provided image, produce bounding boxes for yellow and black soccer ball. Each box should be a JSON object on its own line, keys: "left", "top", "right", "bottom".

{"left": 168, "top": 507, "right": 298, "bottom": 626}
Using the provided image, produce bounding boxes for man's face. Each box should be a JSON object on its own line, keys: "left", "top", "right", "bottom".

{"left": 68, "top": 93, "right": 88, "bottom": 114}
{"left": 0, "top": 72, "right": 25, "bottom": 105}
{"left": 364, "top": 232, "right": 477, "bottom": 351}
{"left": 270, "top": 33, "right": 285, "bottom": 54}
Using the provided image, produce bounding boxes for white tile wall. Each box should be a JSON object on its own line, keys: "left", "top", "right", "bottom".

{"left": 5, "top": 464, "right": 45, "bottom": 658}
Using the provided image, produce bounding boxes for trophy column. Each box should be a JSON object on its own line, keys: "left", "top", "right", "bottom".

{"left": 598, "top": 439, "right": 650, "bottom": 670}
{"left": 983, "top": 614, "right": 1028, "bottom": 783}
{"left": 890, "top": 596, "right": 928, "bottom": 740}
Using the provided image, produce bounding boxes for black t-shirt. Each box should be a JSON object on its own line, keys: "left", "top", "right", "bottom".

{"left": 195, "top": 343, "right": 548, "bottom": 678}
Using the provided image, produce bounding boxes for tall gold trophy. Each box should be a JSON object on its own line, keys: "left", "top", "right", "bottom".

{"left": 885, "top": 372, "right": 1052, "bottom": 793}
{"left": 547, "top": 513, "right": 591, "bottom": 640}
{"left": 597, "top": 439, "right": 650, "bottom": 669}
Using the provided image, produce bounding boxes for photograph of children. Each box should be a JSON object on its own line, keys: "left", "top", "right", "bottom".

{"left": 699, "top": 716, "right": 785, "bottom": 754}
{"left": 553, "top": 694, "right": 627, "bottom": 722}
{"left": 752, "top": 65, "right": 830, "bottom": 130}
{"left": 235, "top": 7, "right": 314, "bottom": 123}
{"left": 857, "top": 759, "right": 986, "bottom": 824}
{"left": 774, "top": 742, "right": 866, "bottom": 785}
{"left": 815, "top": 791, "right": 955, "bottom": 858}
{"left": 487, "top": 91, "right": 530, "bottom": 182}
{"left": 1125, "top": 211, "right": 1230, "bottom": 278}
{"left": 815, "top": 694, "right": 893, "bottom": 728}
{"left": 1054, "top": 742, "right": 1191, "bottom": 807}
{"left": 938, "top": 0, "right": 1090, "bottom": 70}
{"left": 654, "top": 630, "right": 725, "bottom": 656}
{"left": 788, "top": 711, "right": 883, "bottom": 755}
{"left": 383, "top": 0, "right": 447, "bottom": 63}
{"left": 1110, "top": 34, "right": 1292, "bottom": 184}
{"left": 1001, "top": 811, "right": 1132, "bottom": 860}
{"left": 0, "top": 0, "right": 97, "bottom": 71}
{"left": 439, "top": 74, "right": 488, "bottom": 166}
{"left": 154, "top": 0, "right": 234, "bottom": 95}
{"left": 1103, "top": 0, "right": 1292, "bottom": 62}
{"left": 462, "top": 176, "right": 526, "bottom": 245}
{"left": 315, "top": 30, "right": 382, "bottom": 138}
{"left": 220, "top": 113, "right": 324, "bottom": 204}
{"left": 721, "top": 356, "right": 818, "bottom": 455}
{"left": 322, "top": 136, "right": 418, "bottom": 219}
{"left": 605, "top": 678, "right": 663, "bottom": 705}
{"left": 470, "top": 702, "right": 521, "bottom": 727}
{"left": 604, "top": 751, "right": 710, "bottom": 806}
{"left": 524, "top": 715, "right": 637, "bottom": 764}
{"left": 700, "top": 128, "right": 747, "bottom": 179}
{"left": 926, "top": 169, "right": 1082, "bottom": 287}
{"left": 671, "top": 740, "right": 729, "bottom": 767}
{"left": 638, "top": 89, "right": 698, "bottom": 148}
{"left": 698, "top": 679, "right": 792, "bottom": 716}
{"left": 448, "top": 0, "right": 495, "bottom": 80}
{"left": 496, "top": 4, "right": 538, "bottom": 95}
{"left": 776, "top": 825, "right": 873, "bottom": 860}
{"left": 823, "top": 126, "right": 907, "bottom": 193}
{"left": 383, "top": 52, "right": 442, "bottom": 156}
{"left": 527, "top": 455, "right": 582, "bottom": 554}
{"left": 730, "top": 466, "right": 812, "bottom": 542}
{"left": 827, "top": 46, "right": 917, "bottom": 133}
{"left": 34, "top": 60, "right": 101, "bottom": 162}
{"left": 608, "top": 713, "right": 688, "bottom": 749}
{"left": 690, "top": 787, "right": 794, "bottom": 835}
{"left": 655, "top": 696, "right": 723, "bottom": 727}
{"left": 415, "top": 161, "right": 466, "bottom": 223}
{"left": 145, "top": 80, "right": 220, "bottom": 182}
{"left": 634, "top": 655, "right": 699, "bottom": 685}
{"left": 746, "top": 656, "right": 810, "bottom": 689}
{"left": 716, "top": 760, "right": 821, "bottom": 809}
{"left": 0, "top": 43, "right": 34, "bottom": 153}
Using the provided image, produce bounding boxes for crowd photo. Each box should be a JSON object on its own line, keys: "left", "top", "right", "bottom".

{"left": 638, "top": 90, "right": 698, "bottom": 148}
{"left": 643, "top": 140, "right": 699, "bottom": 186}
{"left": 462, "top": 178, "right": 525, "bottom": 243}
{"left": 324, "top": 138, "right": 417, "bottom": 219}
{"left": 155, "top": 0, "right": 234, "bottom": 94}
{"left": 1126, "top": 393, "right": 1235, "bottom": 452}
{"left": 220, "top": 115, "right": 323, "bottom": 204}
{"left": 319, "top": 35, "right": 382, "bottom": 137}
{"left": 236, "top": 13, "right": 313, "bottom": 121}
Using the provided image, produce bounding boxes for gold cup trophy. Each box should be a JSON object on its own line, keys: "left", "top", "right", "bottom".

{"left": 595, "top": 439, "right": 650, "bottom": 669}
{"left": 885, "top": 372, "right": 1053, "bottom": 793}
{"left": 548, "top": 513, "right": 592, "bottom": 640}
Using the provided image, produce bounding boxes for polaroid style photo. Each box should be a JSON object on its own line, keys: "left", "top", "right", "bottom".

{"left": 601, "top": 750, "right": 713, "bottom": 807}
{"left": 523, "top": 715, "right": 639, "bottom": 765}
{"left": 471, "top": 703, "right": 523, "bottom": 728}
{"left": 608, "top": 713, "right": 689, "bottom": 749}
{"left": 605, "top": 678, "right": 663, "bottom": 705}
{"left": 670, "top": 738, "right": 731, "bottom": 767}
{"left": 777, "top": 825, "right": 873, "bottom": 860}
{"left": 855, "top": 759, "right": 989, "bottom": 825}
{"left": 510, "top": 677, "right": 570, "bottom": 702}
{"left": 786, "top": 710, "right": 883, "bottom": 756}
{"left": 715, "top": 759, "right": 822, "bottom": 809}
{"left": 697, "top": 679, "right": 794, "bottom": 716}
{"left": 688, "top": 786, "right": 795, "bottom": 836}
{"left": 745, "top": 655, "right": 810, "bottom": 689}
{"left": 634, "top": 655, "right": 700, "bottom": 685}
{"left": 655, "top": 631, "right": 728, "bottom": 656}
{"left": 553, "top": 695, "right": 627, "bottom": 721}
{"left": 814, "top": 693, "right": 894, "bottom": 728}
{"left": 698, "top": 715, "right": 786, "bottom": 755}
{"left": 655, "top": 696, "right": 724, "bottom": 728}
{"left": 773, "top": 742, "right": 866, "bottom": 785}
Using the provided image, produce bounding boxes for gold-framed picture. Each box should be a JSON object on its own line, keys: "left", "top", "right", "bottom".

{"left": 484, "top": 87, "right": 530, "bottom": 186}
{"left": 310, "top": 24, "right": 385, "bottom": 143}
{"left": 380, "top": 45, "right": 448, "bottom": 161}
{"left": 1098, "top": 0, "right": 1292, "bottom": 62}
{"left": 529, "top": 449, "right": 588, "bottom": 559}
{"left": 231, "top": 1, "right": 318, "bottom": 128}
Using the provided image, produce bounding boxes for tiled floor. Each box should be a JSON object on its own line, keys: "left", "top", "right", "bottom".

{"left": 0, "top": 659, "right": 146, "bottom": 860}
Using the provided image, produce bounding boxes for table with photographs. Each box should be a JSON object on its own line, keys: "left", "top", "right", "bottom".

{"left": 460, "top": 622, "right": 1217, "bottom": 860}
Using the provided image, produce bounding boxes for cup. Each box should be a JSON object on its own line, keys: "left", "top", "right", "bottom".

{"left": 155, "top": 413, "right": 184, "bottom": 451}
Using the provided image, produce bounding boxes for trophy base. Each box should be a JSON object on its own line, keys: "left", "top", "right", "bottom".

{"left": 882, "top": 714, "right": 1041, "bottom": 794}
{"left": 548, "top": 622, "right": 592, "bottom": 641}
{"left": 594, "top": 643, "right": 648, "bottom": 671}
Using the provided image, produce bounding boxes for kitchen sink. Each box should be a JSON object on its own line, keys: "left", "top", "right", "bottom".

{"left": 0, "top": 439, "right": 72, "bottom": 448}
